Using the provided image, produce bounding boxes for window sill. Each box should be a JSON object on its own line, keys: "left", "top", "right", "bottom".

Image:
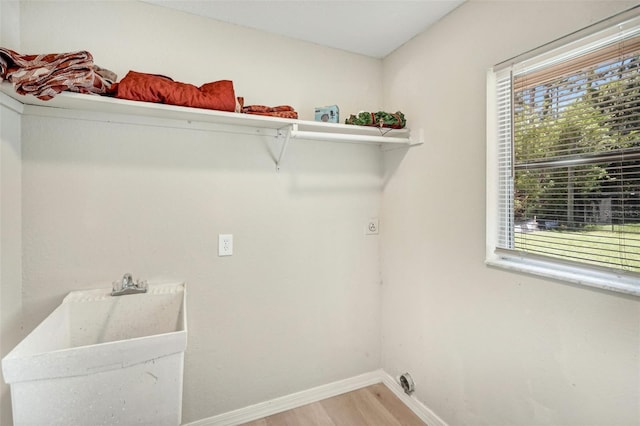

{"left": 486, "top": 255, "right": 640, "bottom": 297}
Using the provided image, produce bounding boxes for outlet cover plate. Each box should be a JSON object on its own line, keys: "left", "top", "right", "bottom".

{"left": 219, "top": 234, "right": 233, "bottom": 256}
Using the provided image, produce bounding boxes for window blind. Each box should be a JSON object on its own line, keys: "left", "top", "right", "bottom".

{"left": 495, "top": 69, "right": 514, "bottom": 250}
{"left": 495, "top": 16, "right": 640, "bottom": 273}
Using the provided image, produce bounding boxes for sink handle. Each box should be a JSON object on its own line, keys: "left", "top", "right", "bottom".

{"left": 112, "top": 273, "right": 148, "bottom": 296}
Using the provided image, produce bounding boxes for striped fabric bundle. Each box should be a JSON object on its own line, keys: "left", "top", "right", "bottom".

{"left": 242, "top": 104, "right": 298, "bottom": 119}
{"left": 0, "top": 48, "right": 115, "bottom": 100}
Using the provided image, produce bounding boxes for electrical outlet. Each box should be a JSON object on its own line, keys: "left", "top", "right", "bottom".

{"left": 219, "top": 234, "right": 233, "bottom": 256}
{"left": 366, "top": 218, "right": 379, "bottom": 235}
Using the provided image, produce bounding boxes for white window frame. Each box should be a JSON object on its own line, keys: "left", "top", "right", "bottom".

{"left": 486, "top": 8, "right": 640, "bottom": 297}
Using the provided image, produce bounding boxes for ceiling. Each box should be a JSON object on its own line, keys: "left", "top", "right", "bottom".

{"left": 143, "top": 0, "right": 465, "bottom": 58}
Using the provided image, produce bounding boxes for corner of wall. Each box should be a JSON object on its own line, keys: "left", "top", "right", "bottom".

{"left": 0, "top": 98, "right": 23, "bottom": 426}
{"left": 0, "top": 5, "right": 22, "bottom": 422}
{"left": 0, "top": 0, "right": 21, "bottom": 50}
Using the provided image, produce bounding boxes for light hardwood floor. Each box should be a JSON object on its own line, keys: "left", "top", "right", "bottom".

{"left": 240, "top": 383, "right": 426, "bottom": 426}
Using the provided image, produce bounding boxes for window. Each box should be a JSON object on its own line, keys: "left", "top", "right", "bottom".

{"left": 487, "top": 7, "right": 640, "bottom": 296}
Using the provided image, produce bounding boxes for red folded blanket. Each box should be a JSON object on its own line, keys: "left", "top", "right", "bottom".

{"left": 0, "top": 48, "right": 114, "bottom": 100}
{"left": 243, "top": 104, "right": 298, "bottom": 119}
{"left": 113, "top": 71, "right": 237, "bottom": 112}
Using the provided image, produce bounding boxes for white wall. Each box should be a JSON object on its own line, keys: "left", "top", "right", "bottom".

{"left": 17, "top": 1, "right": 385, "bottom": 422}
{"left": 10, "top": 1, "right": 640, "bottom": 425}
{"left": 381, "top": 1, "right": 640, "bottom": 425}
{"left": 0, "top": 0, "right": 20, "bottom": 49}
{"left": 19, "top": 1, "right": 383, "bottom": 121}
{"left": 0, "top": 101, "right": 22, "bottom": 426}
{"left": 0, "top": 2, "right": 22, "bottom": 425}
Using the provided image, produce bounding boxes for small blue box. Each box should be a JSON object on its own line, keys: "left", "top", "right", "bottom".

{"left": 315, "top": 105, "right": 339, "bottom": 123}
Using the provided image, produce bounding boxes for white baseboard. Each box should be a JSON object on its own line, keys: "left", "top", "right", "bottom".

{"left": 184, "top": 370, "right": 384, "bottom": 426}
{"left": 380, "top": 371, "right": 448, "bottom": 426}
{"left": 184, "top": 369, "right": 448, "bottom": 426}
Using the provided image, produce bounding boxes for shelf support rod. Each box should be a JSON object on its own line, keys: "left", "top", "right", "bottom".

{"left": 289, "top": 128, "right": 410, "bottom": 144}
{"left": 382, "top": 128, "right": 424, "bottom": 151}
{"left": 276, "top": 124, "right": 294, "bottom": 171}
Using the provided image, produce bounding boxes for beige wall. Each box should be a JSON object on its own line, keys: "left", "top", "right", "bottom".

{"left": 5, "top": 1, "right": 640, "bottom": 425}
{"left": 19, "top": 1, "right": 383, "bottom": 122}
{"left": 0, "top": 102, "right": 23, "bottom": 426}
{"left": 16, "top": 1, "right": 385, "bottom": 423}
{"left": 381, "top": 1, "right": 640, "bottom": 425}
{"left": 0, "top": 1, "right": 20, "bottom": 49}
{"left": 1, "top": 2, "right": 22, "bottom": 424}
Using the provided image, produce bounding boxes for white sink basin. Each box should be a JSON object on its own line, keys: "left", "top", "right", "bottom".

{"left": 2, "top": 281, "right": 187, "bottom": 425}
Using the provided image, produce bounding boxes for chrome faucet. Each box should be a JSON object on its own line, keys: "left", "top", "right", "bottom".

{"left": 112, "top": 273, "right": 148, "bottom": 296}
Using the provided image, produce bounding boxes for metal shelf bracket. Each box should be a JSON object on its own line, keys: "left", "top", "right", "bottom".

{"left": 275, "top": 124, "right": 294, "bottom": 171}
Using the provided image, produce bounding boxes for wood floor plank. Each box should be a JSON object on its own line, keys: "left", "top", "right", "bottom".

{"left": 364, "top": 383, "right": 425, "bottom": 426}
{"left": 318, "top": 391, "right": 373, "bottom": 426}
{"left": 239, "top": 384, "right": 426, "bottom": 426}
{"left": 269, "top": 402, "right": 336, "bottom": 426}
{"left": 288, "top": 402, "right": 336, "bottom": 426}
{"left": 340, "top": 386, "right": 402, "bottom": 426}
{"left": 241, "top": 419, "right": 268, "bottom": 426}
{"left": 242, "top": 401, "right": 335, "bottom": 426}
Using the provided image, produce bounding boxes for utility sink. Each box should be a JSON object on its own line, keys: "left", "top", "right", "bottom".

{"left": 2, "top": 281, "right": 187, "bottom": 425}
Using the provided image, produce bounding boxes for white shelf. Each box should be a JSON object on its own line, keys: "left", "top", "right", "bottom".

{"left": 0, "top": 83, "right": 421, "bottom": 170}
